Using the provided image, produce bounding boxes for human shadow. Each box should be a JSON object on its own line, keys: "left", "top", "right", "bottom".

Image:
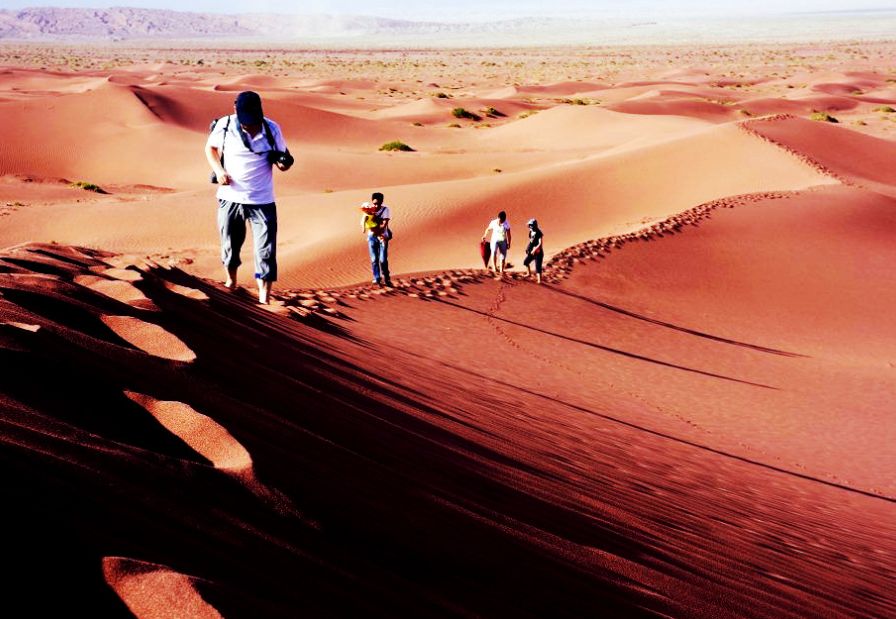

{"left": 149, "top": 266, "right": 357, "bottom": 339}
{"left": 542, "top": 284, "right": 806, "bottom": 358}
{"left": 426, "top": 357, "right": 894, "bottom": 504}
{"left": 434, "top": 297, "right": 777, "bottom": 389}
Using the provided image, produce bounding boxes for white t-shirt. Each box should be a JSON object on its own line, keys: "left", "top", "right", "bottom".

{"left": 488, "top": 218, "right": 510, "bottom": 243}
{"left": 206, "top": 115, "right": 287, "bottom": 205}
{"left": 362, "top": 205, "right": 391, "bottom": 236}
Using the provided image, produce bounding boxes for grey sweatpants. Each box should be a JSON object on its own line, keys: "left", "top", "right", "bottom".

{"left": 217, "top": 199, "right": 278, "bottom": 281}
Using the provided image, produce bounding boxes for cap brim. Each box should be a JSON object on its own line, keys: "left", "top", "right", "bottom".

{"left": 236, "top": 111, "right": 263, "bottom": 125}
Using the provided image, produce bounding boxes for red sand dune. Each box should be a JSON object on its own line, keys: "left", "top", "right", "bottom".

{"left": 514, "top": 80, "right": 608, "bottom": 95}
{"left": 3, "top": 234, "right": 894, "bottom": 617}
{"left": 271, "top": 121, "right": 832, "bottom": 288}
{"left": 1, "top": 53, "right": 895, "bottom": 617}
{"left": 742, "top": 114, "right": 896, "bottom": 196}
{"left": 606, "top": 97, "right": 737, "bottom": 121}
{"left": 479, "top": 106, "right": 710, "bottom": 150}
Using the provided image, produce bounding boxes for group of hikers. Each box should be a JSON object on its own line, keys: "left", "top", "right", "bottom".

{"left": 205, "top": 91, "right": 545, "bottom": 304}
{"left": 481, "top": 210, "right": 544, "bottom": 284}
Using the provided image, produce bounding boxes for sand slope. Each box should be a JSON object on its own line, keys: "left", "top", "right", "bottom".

{"left": 2, "top": 62, "right": 895, "bottom": 289}
{"left": 1, "top": 55, "right": 895, "bottom": 617}
{"left": 2, "top": 238, "right": 894, "bottom": 617}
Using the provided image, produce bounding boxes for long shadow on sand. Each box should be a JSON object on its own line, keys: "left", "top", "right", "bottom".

{"left": 427, "top": 356, "right": 894, "bottom": 504}
{"left": 542, "top": 284, "right": 806, "bottom": 358}
{"left": 154, "top": 265, "right": 358, "bottom": 340}
{"left": 2, "top": 245, "right": 679, "bottom": 618}
{"left": 433, "top": 297, "right": 777, "bottom": 389}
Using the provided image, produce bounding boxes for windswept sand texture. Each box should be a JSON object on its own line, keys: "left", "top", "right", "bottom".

{"left": 1, "top": 42, "right": 895, "bottom": 617}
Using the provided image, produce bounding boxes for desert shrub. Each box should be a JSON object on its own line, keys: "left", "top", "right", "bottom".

{"left": 447, "top": 123, "right": 461, "bottom": 128}
{"left": 809, "top": 112, "right": 839, "bottom": 123}
{"left": 70, "top": 181, "right": 107, "bottom": 193}
{"left": 432, "top": 92, "right": 450, "bottom": 98}
{"left": 518, "top": 110, "right": 538, "bottom": 119}
{"left": 379, "top": 141, "right": 415, "bottom": 152}
{"left": 452, "top": 107, "right": 481, "bottom": 121}
{"left": 874, "top": 105, "right": 895, "bottom": 113}
{"left": 482, "top": 106, "right": 505, "bottom": 117}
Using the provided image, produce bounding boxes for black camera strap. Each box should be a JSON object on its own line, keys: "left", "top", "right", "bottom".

{"left": 237, "top": 119, "right": 278, "bottom": 155}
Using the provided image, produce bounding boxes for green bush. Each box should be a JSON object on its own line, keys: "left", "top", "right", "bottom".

{"left": 874, "top": 105, "right": 895, "bottom": 113}
{"left": 482, "top": 106, "right": 505, "bottom": 117}
{"left": 810, "top": 112, "right": 839, "bottom": 123}
{"left": 452, "top": 107, "right": 481, "bottom": 121}
{"left": 379, "top": 140, "right": 415, "bottom": 152}
{"left": 70, "top": 181, "right": 107, "bottom": 193}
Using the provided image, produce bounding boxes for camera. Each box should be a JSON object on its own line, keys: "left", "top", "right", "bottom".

{"left": 267, "top": 150, "right": 294, "bottom": 167}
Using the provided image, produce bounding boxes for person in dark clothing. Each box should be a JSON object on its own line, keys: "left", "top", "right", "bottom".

{"left": 523, "top": 218, "right": 544, "bottom": 284}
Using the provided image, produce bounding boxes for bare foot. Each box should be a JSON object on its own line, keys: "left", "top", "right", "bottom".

{"left": 257, "top": 279, "right": 272, "bottom": 304}
{"left": 224, "top": 267, "right": 238, "bottom": 290}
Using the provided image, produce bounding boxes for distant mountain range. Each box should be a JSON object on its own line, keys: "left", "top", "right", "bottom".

{"left": 3, "top": 6, "right": 894, "bottom": 44}
{"left": 0, "top": 7, "right": 587, "bottom": 41}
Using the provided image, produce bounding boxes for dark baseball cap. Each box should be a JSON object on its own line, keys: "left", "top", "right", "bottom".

{"left": 235, "top": 91, "right": 263, "bottom": 125}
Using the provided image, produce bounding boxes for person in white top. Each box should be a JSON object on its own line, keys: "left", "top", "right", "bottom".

{"left": 360, "top": 192, "right": 392, "bottom": 287}
{"left": 481, "top": 210, "right": 512, "bottom": 277}
{"left": 204, "top": 91, "right": 293, "bottom": 304}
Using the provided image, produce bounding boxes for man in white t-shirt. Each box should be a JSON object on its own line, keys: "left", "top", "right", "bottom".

{"left": 481, "top": 210, "right": 512, "bottom": 277}
{"left": 204, "top": 91, "right": 293, "bottom": 304}
{"left": 360, "top": 191, "right": 392, "bottom": 287}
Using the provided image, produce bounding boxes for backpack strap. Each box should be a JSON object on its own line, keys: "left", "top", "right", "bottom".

{"left": 263, "top": 119, "right": 277, "bottom": 150}
{"left": 220, "top": 115, "right": 230, "bottom": 163}
{"left": 208, "top": 115, "right": 231, "bottom": 167}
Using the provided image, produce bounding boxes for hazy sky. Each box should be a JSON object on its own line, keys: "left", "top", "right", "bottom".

{"left": 5, "top": 0, "right": 896, "bottom": 21}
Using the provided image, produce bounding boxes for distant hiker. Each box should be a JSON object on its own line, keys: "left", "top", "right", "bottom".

{"left": 360, "top": 192, "right": 392, "bottom": 287}
{"left": 482, "top": 210, "right": 511, "bottom": 277}
{"left": 205, "top": 90, "right": 293, "bottom": 304}
{"left": 524, "top": 218, "right": 544, "bottom": 284}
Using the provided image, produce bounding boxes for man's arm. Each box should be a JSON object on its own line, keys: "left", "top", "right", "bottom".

{"left": 205, "top": 144, "right": 231, "bottom": 185}
{"left": 506, "top": 227, "right": 512, "bottom": 249}
{"left": 272, "top": 121, "right": 293, "bottom": 171}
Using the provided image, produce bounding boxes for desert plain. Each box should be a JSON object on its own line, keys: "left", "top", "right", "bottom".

{"left": 1, "top": 39, "right": 895, "bottom": 617}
